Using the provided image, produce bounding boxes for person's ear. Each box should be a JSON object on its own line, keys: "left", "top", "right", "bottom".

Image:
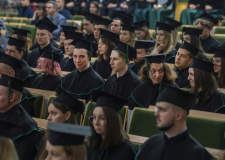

{"left": 65, "top": 111, "right": 71, "bottom": 122}
{"left": 8, "top": 70, "right": 15, "bottom": 77}
{"left": 10, "top": 92, "right": 16, "bottom": 103}
{"left": 18, "top": 51, "right": 24, "bottom": 59}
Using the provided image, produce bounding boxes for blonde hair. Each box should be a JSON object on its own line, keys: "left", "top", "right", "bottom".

{"left": 139, "top": 62, "right": 177, "bottom": 83}
{"left": 171, "top": 28, "right": 180, "bottom": 48}
{"left": 152, "top": 30, "right": 173, "bottom": 54}
{"left": 195, "top": 19, "right": 214, "bottom": 29}
{"left": 128, "top": 32, "right": 135, "bottom": 47}
{"left": 136, "top": 26, "right": 152, "bottom": 40}
{"left": 64, "top": 144, "right": 87, "bottom": 160}
{"left": 0, "top": 136, "right": 19, "bottom": 160}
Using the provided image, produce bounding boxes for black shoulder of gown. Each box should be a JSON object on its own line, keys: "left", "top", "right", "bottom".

{"left": 20, "top": 88, "right": 36, "bottom": 117}
{"left": 91, "top": 139, "right": 136, "bottom": 160}
{"left": 128, "top": 63, "right": 141, "bottom": 76}
{"left": 103, "top": 69, "right": 142, "bottom": 99}
{"left": 200, "top": 35, "right": 220, "bottom": 53}
{"left": 165, "top": 49, "right": 176, "bottom": 64}
{"left": 32, "top": 74, "right": 62, "bottom": 91}
{"left": 0, "top": 104, "right": 41, "bottom": 160}
{"left": 60, "top": 57, "right": 76, "bottom": 72}
{"left": 60, "top": 66, "right": 105, "bottom": 100}
{"left": 192, "top": 90, "right": 225, "bottom": 114}
{"left": 136, "top": 130, "right": 213, "bottom": 160}
{"left": 175, "top": 42, "right": 181, "bottom": 51}
{"left": 92, "top": 59, "right": 112, "bottom": 79}
{"left": 15, "top": 59, "right": 37, "bottom": 87}
{"left": 174, "top": 67, "right": 191, "bottom": 88}
{"left": 128, "top": 82, "right": 179, "bottom": 109}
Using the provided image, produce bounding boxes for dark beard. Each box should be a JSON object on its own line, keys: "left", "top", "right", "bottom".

{"left": 157, "top": 121, "right": 174, "bottom": 132}
{"left": 134, "top": 58, "right": 145, "bottom": 66}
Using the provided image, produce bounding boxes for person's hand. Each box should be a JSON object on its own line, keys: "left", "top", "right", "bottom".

{"left": 32, "top": 2, "right": 37, "bottom": 6}
{"left": 99, "top": 4, "right": 102, "bottom": 7}
{"left": 107, "top": 3, "right": 117, "bottom": 8}
{"left": 157, "top": 4, "right": 163, "bottom": 9}
{"left": 189, "top": 4, "right": 196, "bottom": 10}
{"left": 147, "top": 0, "right": 155, "bottom": 3}
{"left": 205, "top": 5, "right": 213, "bottom": 11}
{"left": 81, "top": 2, "right": 86, "bottom": 8}
{"left": 153, "top": 4, "right": 158, "bottom": 10}
{"left": 32, "top": 11, "right": 37, "bottom": 21}
{"left": 155, "top": 43, "right": 165, "bottom": 54}
{"left": 66, "top": 2, "right": 74, "bottom": 7}
{"left": 120, "top": 2, "right": 128, "bottom": 9}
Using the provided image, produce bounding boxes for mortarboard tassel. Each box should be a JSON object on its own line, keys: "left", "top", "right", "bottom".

{"left": 126, "top": 44, "right": 129, "bottom": 63}
{"left": 90, "top": 44, "right": 93, "bottom": 61}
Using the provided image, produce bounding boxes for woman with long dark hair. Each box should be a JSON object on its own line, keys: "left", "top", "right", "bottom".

{"left": 31, "top": 3, "right": 47, "bottom": 25}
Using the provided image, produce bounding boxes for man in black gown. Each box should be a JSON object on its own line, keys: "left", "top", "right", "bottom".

{"left": 174, "top": 41, "right": 200, "bottom": 88}
{"left": 195, "top": 12, "right": 220, "bottom": 53}
{"left": 136, "top": 85, "right": 213, "bottom": 160}
{"left": 0, "top": 53, "right": 35, "bottom": 116}
{"left": 129, "top": 40, "right": 155, "bottom": 75}
{"left": 27, "top": 18, "right": 63, "bottom": 67}
{"left": 103, "top": 40, "right": 142, "bottom": 99}
{"left": 0, "top": 74, "right": 40, "bottom": 160}
{"left": 60, "top": 30, "right": 83, "bottom": 72}
{"left": 60, "top": 39, "right": 104, "bottom": 101}
{"left": 5, "top": 37, "right": 37, "bottom": 87}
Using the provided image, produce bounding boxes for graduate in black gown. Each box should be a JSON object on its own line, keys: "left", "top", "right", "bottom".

{"left": 32, "top": 49, "right": 62, "bottom": 91}
{"left": 136, "top": 85, "right": 213, "bottom": 160}
{"left": 60, "top": 39, "right": 105, "bottom": 101}
{"left": 27, "top": 18, "right": 63, "bottom": 68}
{"left": 103, "top": 40, "right": 142, "bottom": 99}
{"left": 195, "top": 12, "right": 220, "bottom": 53}
{"left": 213, "top": 48, "right": 225, "bottom": 88}
{"left": 5, "top": 37, "right": 37, "bottom": 87}
{"left": 0, "top": 74, "right": 41, "bottom": 160}
{"left": 60, "top": 30, "right": 83, "bottom": 72}
{"left": 0, "top": 53, "right": 36, "bottom": 117}
{"left": 174, "top": 41, "right": 201, "bottom": 88}
{"left": 152, "top": 22, "right": 177, "bottom": 64}
{"left": 129, "top": 40, "right": 155, "bottom": 75}
{"left": 188, "top": 58, "right": 225, "bottom": 114}
{"left": 89, "top": 90, "right": 136, "bottom": 160}
{"left": 93, "top": 29, "right": 118, "bottom": 79}
{"left": 127, "top": 54, "right": 178, "bottom": 110}
{"left": 165, "top": 17, "right": 182, "bottom": 51}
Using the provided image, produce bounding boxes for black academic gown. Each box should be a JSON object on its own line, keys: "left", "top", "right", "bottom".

{"left": 136, "top": 130, "right": 213, "bottom": 160}
{"left": 103, "top": 69, "right": 142, "bottom": 99}
{"left": 0, "top": 104, "right": 41, "bottom": 160}
{"left": 192, "top": 90, "right": 225, "bottom": 114}
{"left": 83, "top": 33, "right": 98, "bottom": 57}
{"left": 60, "top": 66, "right": 105, "bottom": 101}
{"left": 91, "top": 139, "right": 136, "bottom": 160}
{"left": 27, "top": 43, "right": 63, "bottom": 68}
{"left": 92, "top": 59, "right": 112, "bottom": 79}
{"left": 20, "top": 88, "right": 35, "bottom": 117}
{"left": 174, "top": 67, "right": 191, "bottom": 88}
{"left": 175, "top": 42, "right": 181, "bottom": 51}
{"left": 127, "top": 82, "right": 178, "bottom": 110}
{"left": 15, "top": 59, "right": 37, "bottom": 87}
{"left": 32, "top": 74, "right": 62, "bottom": 91}
{"left": 128, "top": 63, "right": 141, "bottom": 76}
{"left": 60, "top": 57, "right": 76, "bottom": 72}
{"left": 29, "top": 39, "right": 59, "bottom": 51}
{"left": 164, "top": 49, "right": 176, "bottom": 64}
{"left": 200, "top": 35, "right": 220, "bottom": 53}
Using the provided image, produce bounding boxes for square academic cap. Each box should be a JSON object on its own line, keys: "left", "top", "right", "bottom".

{"left": 121, "top": 24, "right": 137, "bottom": 33}
{"left": 213, "top": 48, "right": 225, "bottom": 58}
{"left": 141, "top": 54, "right": 165, "bottom": 63}
{"left": 134, "top": 40, "right": 155, "bottom": 49}
{"left": 0, "top": 54, "right": 22, "bottom": 71}
{"left": 47, "top": 122, "right": 92, "bottom": 145}
{"left": 41, "top": 49, "right": 62, "bottom": 63}
{"left": 64, "top": 30, "right": 83, "bottom": 40}
{"left": 111, "top": 11, "right": 132, "bottom": 24}
{"left": 99, "top": 28, "right": 119, "bottom": 42}
{"left": 132, "top": 21, "right": 148, "bottom": 28}
{"left": 190, "top": 58, "right": 214, "bottom": 73}
{"left": 71, "top": 39, "right": 98, "bottom": 55}
{"left": 35, "top": 17, "right": 58, "bottom": 33}
{"left": 182, "top": 27, "right": 203, "bottom": 37}
{"left": 7, "top": 37, "right": 26, "bottom": 47}
{"left": 180, "top": 41, "right": 200, "bottom": 56}
{"left": 91, "top": 89, "right": 128, "bottom": 112}
{"left": 113, "top": 39, "right": 136, "bottom": 62}
{"left": 156, "top": 22, "right": 174, "bottom": 33}
{"left": 165, "top": 17, "right": 182, "bottom": 28}
{"left": 61, "top": 25, "right": 78, "bottom": 32}
{"left": 12, "top": 28, "right": 31, "bottom": 37}
{"left": 0, "top": 74, "right": 24, "bottom": 93}
{"left": 157, "top": 83, "right": 196, "bottom": 114}
{"left": 198, "top": 12, "right": 218, "bottom": 25}
{"left": 53, "top": 86, "right": 84, "bottom": 114}
{"left": 95, "top": 16, "right": 112, "bottom": 27}
{"left": 82, "top": 12, "right": 97, "bottom": 23}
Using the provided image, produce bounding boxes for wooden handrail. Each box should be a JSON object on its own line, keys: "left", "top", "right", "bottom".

{"left": 26, "top": 87, "right": 56, "bottom": 98}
